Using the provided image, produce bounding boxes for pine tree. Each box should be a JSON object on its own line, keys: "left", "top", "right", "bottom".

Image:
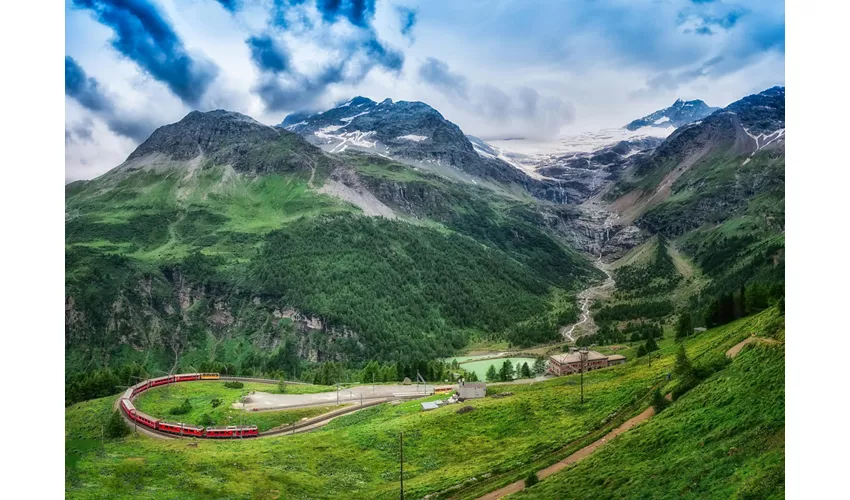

{"left": 673, "top": 344, "right": 694, "bottom": 380}
{"left": 637, "top": 344, "right": 647, "bottom": 357}
{"left": 521, "top": 362, "right": 532, "bottom": 378}
{"left": 645, "top": 337, "right": 659, "bottom": 353}
{"left": 485, "top": 364, "right": 498, "bottom": 382}
{"left": 499, "top": 360, "right": 515, "bottom": 381}
{"left": 106, "top": 410, "right": 130, "bottom": 438}
{"left": 651, "top": 388, "right": 669, "bottom": 413}
{"left": 277, "top": 378, "right": 287, "bottom": 394}
{"left": 533, "top": 358, "right": 546, "bottom": 375}
{"left": 675, "top": 313, "right": 693, "bottom": 340}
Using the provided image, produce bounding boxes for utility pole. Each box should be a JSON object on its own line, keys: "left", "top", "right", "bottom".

{"left": 399, "top": 431, "right": 404, "bottom": 500}
{"left": 580, "top": 348, "right": 588, "bottom": 404}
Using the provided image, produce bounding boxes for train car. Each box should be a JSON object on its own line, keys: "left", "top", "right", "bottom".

{"left": 131, "top": 380, "right": 151, "bottom": 396}
{"left": 158, "top": 421, "right": 204, "bottom": 437}
{"left": 204, "top": 425, "right": 258, "bottom": 439}
{"left": 240, "top": 426, "right": 259, "bottom": 437}
{"left": 199, "top": 373, "right": 220, "bottom": 380}
{"left": 120, "top": 398, "right": 135, "bottom": 415}
{"left": 149, "top": 375, "right": 174, "bottom": 388}
{"left": 132, "top": 409, "right": 160, "bottom": 430}
{"left": 122, "top": 387, "right": 134, "bottom": 400}
{"left": 174, "top": 373, "right": 201, "bottom": 383}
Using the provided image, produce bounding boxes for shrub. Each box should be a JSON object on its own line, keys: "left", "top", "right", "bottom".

{"left": 651, "top": 389, "right": 669, "bottom": 414}
{"left": 224, "top": 381, "right": 244, "bottom": 389}
{"left": 672, "top": 378, "right": 698, "bottom": 401}
{"left": 525, "top": 472, "right": 540, "bottom": 487}
{"left": 169, "top": 398, "right": 193, "bottom": 415}
{"left": 105, "top": 410, "right": 130, "bottom": 439}
{"left": 210, "top": 398, "right": 222, "bottom": 408}
{"left": 198, "top": 414, "right": 214, "bottom": 426}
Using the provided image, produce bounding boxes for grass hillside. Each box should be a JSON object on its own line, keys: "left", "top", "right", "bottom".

{"left": 65, "top": 308, "right": 780, "bottom": 499}
{"left": 518, "top": 327, "right": 784, "bottom": 498}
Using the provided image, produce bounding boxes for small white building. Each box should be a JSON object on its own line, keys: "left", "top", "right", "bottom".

{"left": 457, "top": 382, "right": 486, "bottom": 400}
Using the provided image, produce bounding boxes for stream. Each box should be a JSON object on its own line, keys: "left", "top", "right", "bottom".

{"left": 560, "top": 211, "right": 618, "bottom": 343}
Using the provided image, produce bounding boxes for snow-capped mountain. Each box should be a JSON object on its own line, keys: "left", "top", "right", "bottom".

{"left": 279, "top": 97, "right": 581, "bottom": 202}
{"left": 624, "top": 98, "right": 719, "bottom": 131}
{"left": 280, "top": 96, "right": 493, "bottom": 171}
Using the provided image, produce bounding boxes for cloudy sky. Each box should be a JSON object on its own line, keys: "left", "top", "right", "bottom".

{"left": 64, "top": 0, "right": 785, "bottom": 181}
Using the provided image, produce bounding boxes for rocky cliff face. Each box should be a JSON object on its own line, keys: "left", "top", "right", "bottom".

{"left": 539, "top": 203, "right": 647, "bottom": 260}
{"left": 64, "top": 266, "right": 361, "bottom": 367}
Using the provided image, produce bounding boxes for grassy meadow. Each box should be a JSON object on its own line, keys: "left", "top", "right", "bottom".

{"left": 64, "top": 309, "right": 781, "bottom": 499}
{"left": 132, "top": 381, "right": 337, "bottom": 432}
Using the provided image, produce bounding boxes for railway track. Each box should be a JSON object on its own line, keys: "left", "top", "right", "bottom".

{"left": 117, "top": 375, "right": 416, "bottom": 440}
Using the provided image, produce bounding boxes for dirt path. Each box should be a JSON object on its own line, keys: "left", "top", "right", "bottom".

{"left": 726, "top": 336, "right": 780, "bottom": 358}
{"left": 477, "top": 405, "right": 656, "bottom": 500}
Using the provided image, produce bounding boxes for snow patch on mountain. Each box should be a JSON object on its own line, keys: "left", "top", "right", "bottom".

{"left": 397, "top": 134, "right": 428, "bottom": 142}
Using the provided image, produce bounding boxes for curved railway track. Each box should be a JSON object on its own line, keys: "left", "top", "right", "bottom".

{"left": 117, "top": 374, "right": 421, "bottom": 440}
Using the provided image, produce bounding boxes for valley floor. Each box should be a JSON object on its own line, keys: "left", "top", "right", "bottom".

{"left": 65, "top": 309, "right": 784, "bottom": 499}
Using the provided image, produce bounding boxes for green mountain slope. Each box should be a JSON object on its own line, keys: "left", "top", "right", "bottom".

{"left": 599, "top": 87, "right": 785, "bottom": 324}
{"left": 519, "top": 332, "right": 784, "bottom": 499}
{"left": 65, "top": 110, "right": 598, "bottom": 380}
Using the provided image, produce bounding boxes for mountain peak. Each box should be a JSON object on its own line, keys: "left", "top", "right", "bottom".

{"left": 126, "top": 108, "right": 281, "bottom": 164}
{"left": 182, "top": 109, "right": 264, "bottom": 125}
{"left": 341, "top": 96, "right": 376, "bottom": 107}
{"left": 625, "top": 98, "right": 719, "bottom": 131}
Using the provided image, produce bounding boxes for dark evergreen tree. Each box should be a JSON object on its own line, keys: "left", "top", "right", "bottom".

{"left": 675, "top": 313, "right": 693, "bottom": 340}
{"left": 106, "top": 410, "right": 130, "bottom": 438}
{"left": 650, "top": 389, "right": 669, "bottom": 414}
{"left": 533, "top": 358, "right": 546, "bottom": 375}
{"left": 673, "top": 344, "right": 694, "bottom": 380}
{"left": 644, "top": 337, "right": 659, "bottom": 353}
{"left": 499, "top": 360, "right": 516, "bottom": 381}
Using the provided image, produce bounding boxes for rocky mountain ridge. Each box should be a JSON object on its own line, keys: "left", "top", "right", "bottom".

{"left": 279, "top": 96, "right": 586, "bottom": 204}
{"left": 625, "top": 98, "right": 719, "bottom": 131}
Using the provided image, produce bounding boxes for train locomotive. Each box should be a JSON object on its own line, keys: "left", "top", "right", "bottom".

{"left": 120, "top": 373, "right": 259, "bottom": 439}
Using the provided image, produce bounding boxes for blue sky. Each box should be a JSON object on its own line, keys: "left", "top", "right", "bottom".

{"left": 65, "top": 0, "right": 784, "bottom": 181}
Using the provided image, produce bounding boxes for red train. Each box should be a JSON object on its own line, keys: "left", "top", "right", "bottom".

{"left": 119, "top": 373, "right": 259, "bottom": 439}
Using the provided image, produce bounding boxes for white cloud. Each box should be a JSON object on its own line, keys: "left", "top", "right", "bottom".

{"left": 65, "top": 0, "right": 785, "bottom": 181}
